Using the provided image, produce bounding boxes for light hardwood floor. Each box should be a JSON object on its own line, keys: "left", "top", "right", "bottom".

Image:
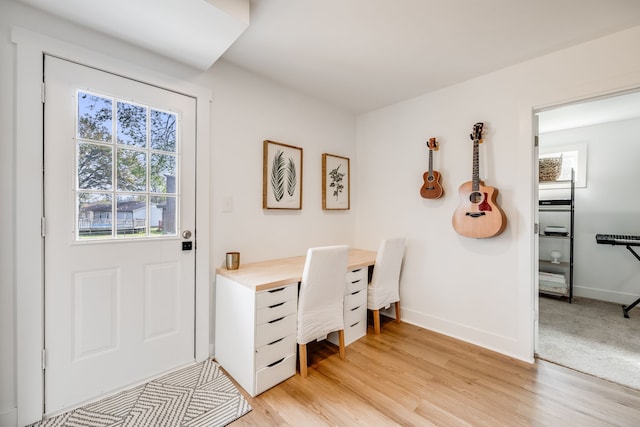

{"left": 227, "top": 317, "right": 640, "bottom": 426}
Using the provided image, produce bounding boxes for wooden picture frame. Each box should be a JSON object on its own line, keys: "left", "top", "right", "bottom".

{"left": 322, "top": 153, "right": 350, "bottom": 210}
{"left": 263, "top": 140, "right": 303, "bottom": 209}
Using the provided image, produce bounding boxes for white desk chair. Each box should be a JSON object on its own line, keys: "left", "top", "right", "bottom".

{"left": 297, "top": 245, "right": 349, "bottom": 377}
{"left": 368, "top": 238, "right": 406, "bottom": 334}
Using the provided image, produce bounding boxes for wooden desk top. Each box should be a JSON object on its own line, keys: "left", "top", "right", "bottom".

{"left": 216, "top": 248, "right": 377, "bottom": 292}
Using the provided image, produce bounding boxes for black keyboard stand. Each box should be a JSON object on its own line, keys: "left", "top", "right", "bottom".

{"left": 622, "top": 245, "right": 640, "bottom": 319}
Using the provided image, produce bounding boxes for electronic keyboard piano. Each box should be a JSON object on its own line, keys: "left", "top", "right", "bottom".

{"left": 596, "top": 234, "right": 640, "bottom": 246}
{"left": 596, "top": 234, "right": 640, "bottom": 318}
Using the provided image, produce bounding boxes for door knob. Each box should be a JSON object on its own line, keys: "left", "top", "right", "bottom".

{"left": 182, "top": 230, "right": 192, "bottom": 239}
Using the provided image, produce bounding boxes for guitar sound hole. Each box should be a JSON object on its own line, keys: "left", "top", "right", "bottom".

{"left": 469, "top": 192, "right": 483, "bottom": 204}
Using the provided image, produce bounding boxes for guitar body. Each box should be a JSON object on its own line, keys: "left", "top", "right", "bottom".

{"left": 453, "top": 180, "right": 506, "bottom": 238}
{"left": 420, "top": 170, "right": 443, "bottom": 199}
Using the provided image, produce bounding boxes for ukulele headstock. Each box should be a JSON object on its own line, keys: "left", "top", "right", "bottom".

{"left": 427, "top": 137, "right": 439, "bottom": 150}
{"left": 470, "top": 122, "right": 484, "bottom": 143}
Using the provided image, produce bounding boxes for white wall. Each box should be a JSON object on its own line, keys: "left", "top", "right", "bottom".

{"left": 206, "top": 60, "right": 358, "bottom": 350}
{"left": 1, "top": 2, "right": 357, "bottom": 425}
{"left": 0, "top": 2, "right": 16, "bottom": 425}
{"left": 207, "top": 60, "right": 357, "bottom": 267}
{"left": 540, "top": 117, "right": 640, "bottom": 303}
{"left": 355, "top": 26, "right": 640, "bottom": 362}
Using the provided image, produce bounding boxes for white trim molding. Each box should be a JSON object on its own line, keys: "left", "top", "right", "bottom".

{"left": 11, "top": 26, "right": 211, "bottom": 426}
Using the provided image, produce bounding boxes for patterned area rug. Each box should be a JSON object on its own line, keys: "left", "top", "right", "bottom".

{"left": 30, "top": 359, "right": 251, "bottom": 427}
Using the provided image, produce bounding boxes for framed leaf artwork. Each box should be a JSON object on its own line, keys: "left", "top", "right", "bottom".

{"left": 263, "top": 140, "right": 303, "bottom": 209}
{"left": 322, "top": 153, "right": 350, "bottom": 210}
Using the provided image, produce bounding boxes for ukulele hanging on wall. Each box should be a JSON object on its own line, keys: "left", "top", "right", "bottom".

{"left": 452, "top": 122, "right": 506, "bottom": 238}
{"left": 420, "top": 137, "right": 444, "bottom": 199}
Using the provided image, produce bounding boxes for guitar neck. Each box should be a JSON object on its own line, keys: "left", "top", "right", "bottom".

{"left": 428, "top": 148, "right": 434, "bottom": 176}
{"left": 472, "top": 139, "right": 480, "bottom": 191}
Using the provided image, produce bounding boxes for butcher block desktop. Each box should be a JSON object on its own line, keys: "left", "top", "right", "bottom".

{"left": 215, "top": 248, "right": 377, "bottom": 291}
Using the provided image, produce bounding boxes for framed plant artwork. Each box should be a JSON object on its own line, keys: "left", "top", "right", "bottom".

{"left": 322, "top": 153, "right": 350, "bottom": 210}
{"left": 263, "top": 140, "right": 303, "bottom": 209}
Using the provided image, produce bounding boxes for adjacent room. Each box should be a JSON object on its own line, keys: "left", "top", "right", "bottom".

{"left": 3, "top": 0, "right": 640, "bottom": 426}
{"left": 536, "top": 90, "right": 640, "bottom": 390}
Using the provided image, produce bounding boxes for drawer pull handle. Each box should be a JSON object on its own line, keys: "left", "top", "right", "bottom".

{"left": 268, "top": 316, "right": 285, "bottom": 324}
{"left": 351, "top": 290, "right": 361, "bottom": 296}
{"left": 268, "top": 287, "right": 285, "bottom": 293}
{"left": 269, "top": 302, "right": 285, "bottom": 308}
{"left": 267, "top": 358, "right": 285, "bottom": 368}
{"left": 352, "top": 268, "right": 361, "bottom": 273}
{"left": 350, "top": 305, "right": 361, "bottom": 312}
{"left": 351, "top": 279, "right": 361, "bottom": 284}
{"left": 350, "top": 321, "right": 360, "bottom": 328}
{"left": 268, "top": 337, "right": 284, "bottom": 345}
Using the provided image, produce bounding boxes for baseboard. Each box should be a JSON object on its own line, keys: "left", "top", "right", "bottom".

{"left": 0, "top": 407, "right": 17, "bottom": 427}
{"left": 573, "top": 285, "right": 639, "bottom": 305}
{"left": 401, "top": 306, "right": 533, "bottom": 363}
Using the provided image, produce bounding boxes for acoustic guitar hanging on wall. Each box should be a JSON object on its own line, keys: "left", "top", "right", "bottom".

{"left": 452, "top": 122, "right": 506, "bottom": 238}
{"left": 420, "top": 137, "right": 444, "bottom": 199}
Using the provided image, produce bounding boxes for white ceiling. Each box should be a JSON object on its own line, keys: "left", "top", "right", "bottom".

{"left": 18, "top": 0, "right": 250, "bottom": 70}
{"left": 19, "top": 0, "right": 640, "bottom": 118}
{"left": 221, "top": 0, "right": 640, "bottom": 113}
{"left": 538, "top": 90, "right": 640, "bottom": 134}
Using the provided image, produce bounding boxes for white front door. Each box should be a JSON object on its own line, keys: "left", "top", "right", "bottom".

{"left": 43, "top": 56, "right": 197, "bottom": 414}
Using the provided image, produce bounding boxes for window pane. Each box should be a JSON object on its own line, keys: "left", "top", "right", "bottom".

{"left": 151, "top": 110, "right": 176, "bottom": 152}
{"left": 117, "top": 148, "right": 147, "bottom": 192}
{"left": 75, "top": 91, "right": 181, "bottom": 242}
{"left": 116, "top": 195, "right": 147, "bottom": 237}
{"left": 78, "top": 92, "right": 112, "bottom": 142}
{"left": 117, "top": 102, "right": 147, "bottom": 147}
{"left": 78, "top": 193, "right": 113, "bottom": 239}
{"left": 150, "top": 153, "right": 176, "bottom": 194}
{"left": 151, "top": 196, "right": 176, "bottom": 236}
{"left": 78, "top": 143, "right": 112, "bottom": 190}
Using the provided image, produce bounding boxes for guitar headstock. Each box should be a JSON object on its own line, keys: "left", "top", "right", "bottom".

{"left": 427, "top": 137, "right": 439, "bottom": 150}
{"left": 470, "top": 122, "right": 484, "bottom": 143}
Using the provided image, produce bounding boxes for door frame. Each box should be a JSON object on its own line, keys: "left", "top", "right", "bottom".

{"left": 13, "top": 27, "right": 211, "bottom": 426}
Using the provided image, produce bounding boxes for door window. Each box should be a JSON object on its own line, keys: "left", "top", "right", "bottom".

{"left": 76, "top": 91, "right": 178, "bottom": 240}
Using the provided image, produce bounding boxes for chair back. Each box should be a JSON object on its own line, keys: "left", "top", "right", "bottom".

{"left": 297, "top": 245, "right": 349, "bottom": 344}
{"left": 368, "top": 238, "right": 406, "bottom": 310}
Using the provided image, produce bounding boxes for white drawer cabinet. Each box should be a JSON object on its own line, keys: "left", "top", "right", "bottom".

{"left": 328, "top": 267, "right": 368, "bottom": 346}
{"left": 215, "top": 275, "right": 297, "bottom": 397}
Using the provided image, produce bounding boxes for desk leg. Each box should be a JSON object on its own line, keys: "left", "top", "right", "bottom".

{"left": 622, "top": 245, "right": 640, "bottom": 319}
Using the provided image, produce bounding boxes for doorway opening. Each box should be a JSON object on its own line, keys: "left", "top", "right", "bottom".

{"left": 534, "top": 89, "right": 640, "bottom": 390}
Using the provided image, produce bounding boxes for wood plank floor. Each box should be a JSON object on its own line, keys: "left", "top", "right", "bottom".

{"left": 226, "top": 318, "right": 640, "bottom": 426}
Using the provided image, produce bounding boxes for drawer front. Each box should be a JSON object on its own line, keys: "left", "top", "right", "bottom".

{"left": 255, "top": 353, "right": 296, "bottom": 396}
{"left": 345, "top": 302, "right": 366, "bottom": 326}
{"left": 256, "top": 299, "right": 297, "bottom": 325}
{"left": 255, "top": 333, "right": 296, "bottom": 371}
{"left": 327, "top": 312, "right": 366, "bottom": 347}
{"left": 256, "top": 284, "right": 297, "bottom": 309}
{"left": 256, "top": 313, "right": 296, "bottom": 348}
{"left": 344, "top": 315, "right": 367, "bottom": 344}
{"left": 346, "top": 267, "right": 367, "bottom": 284}
{"left": 345, "top": 288, "right": 366, "bottom": 309}
{"left": 345, "top": 268, "right": 367, "bottom": 294}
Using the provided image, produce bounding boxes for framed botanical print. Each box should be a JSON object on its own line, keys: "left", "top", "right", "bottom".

{"left": 322, "top": 153, "right": 350, "bottom": 210}
{"left": 263, "top": 140, "right": 303, "bottom": 209}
